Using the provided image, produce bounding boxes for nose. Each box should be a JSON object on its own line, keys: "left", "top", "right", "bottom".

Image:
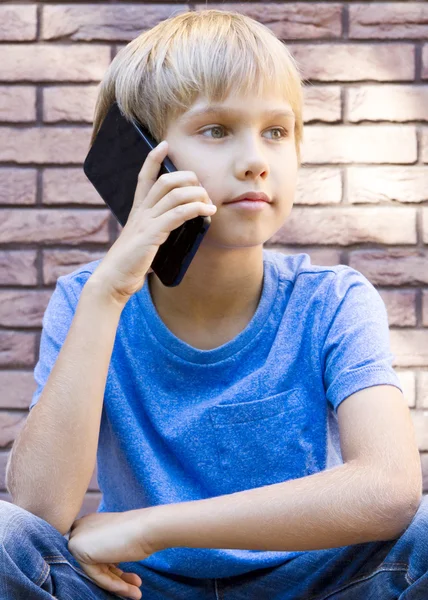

{"left": 235, "top": 135, "right": 270, "bottom": 180}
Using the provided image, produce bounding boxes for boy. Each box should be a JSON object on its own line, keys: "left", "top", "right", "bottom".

{"left": 2, "top": 8, "right": 426, "bottom": 600}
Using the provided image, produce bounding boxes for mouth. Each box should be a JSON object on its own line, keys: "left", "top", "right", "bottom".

{"left": 225, "top": 192, "right": 271, "bottom": 204}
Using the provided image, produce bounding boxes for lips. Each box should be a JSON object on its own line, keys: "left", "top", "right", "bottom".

{"left": 226, "top": 192, "right": 271, "bottom": 204}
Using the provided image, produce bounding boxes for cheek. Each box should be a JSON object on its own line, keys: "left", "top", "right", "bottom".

{"left": 197, "top": 175, "right": 220, "bottom": 202}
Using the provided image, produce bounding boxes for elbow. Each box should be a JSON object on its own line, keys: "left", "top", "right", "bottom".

{"left": 9, "top": 497, "right": 73, "bottom": 536}
{"left": 379, "top": 488, "right": 423, "bottom": 540}
{"left": 6, "top": 462, "right": 75, "bottom": 536}
{"left": 394, "top": 470, "right": 424, "bottom": 533}
{"left": 392, "top": 491, "right": 423, "bottom": 536}
{"left": 26, "top": 507, "right": 72, "bottom": 537}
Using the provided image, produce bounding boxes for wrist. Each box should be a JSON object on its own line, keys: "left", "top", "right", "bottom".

{"left": 81, "top": 279, "right": 128, "bottom": 316}
{"left": 142, "top": 504, "right": 174, "bottom": 553}
{"left": 83, "top": 274, "right": 130, "bottom": 312}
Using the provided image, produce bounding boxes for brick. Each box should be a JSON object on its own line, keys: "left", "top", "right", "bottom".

{"left": 302, "top": 125, "right": 416, "bottom": 164}
{"left": 0, "top": 127, "right": 92, "bottom": 165}
{"left": 88, "top": 467, "right": 99, "bottom": 491}
{"left": 270, "top": 207, "right": 416, "bottom": 246}
{"left": 397, "top": 370, "right": 416, "bottom": 408}
{"left": 0, "top": 291, "right": 52, "bottom": 328}
{"left": 418, "top": 372, "right": 428, "bottom": 409}
{"left": 0, "top": 372, "right": 38, "bottom": 409}
{"left": 423, "top": 291, "right": 428, "bottom": 327}
{"left": 378, "top": 290, "right": 417, "bottom": 327}
{"left": 195, "top": 3, "right": 342, "bottom": 40}
{"left": 0, "top": 493, "right": 15, "bottom": 503}
{"left": 410, "top": 410, "right": 428, "bottom": 452}
{"left": 303, "top": 86, "right": 341, "bottom": 123}
{"left": 348, "top": 167, "right": 428, "bottom": 204}
{"left": 0, "top": 209, "right": 110, "bottom": 245}
{"left": 0, "top": 333, "right": 36, "bottom": 368}
{"left": 0, "top": 6, "right": 37, "bottom": 41}
{"left": 0, "top": 250, "right": 37, "bottom": 285}
{"left": 390, "top": 331, "right": 428, "bottom": 368}
{"left": 423, "top": 45, "right": 428, "bottom": 79}
{"left": 349, "top": 250, "right": 428, "bottom": 286}
{"left": 0, "top": 453, "right": 8, "bottom": 490}
{"left": 422, "top": 208, "right": 428, "bottom": 243}
{"left": 0, "top": 168, "right": 37, "bottom": 205}
{"left": 421, "top": 454, "right": 428, "bottom": 493}
{"left": 76, "top": 493, "right": 102, "bottom": 518}
{"left": 350, "top": 4, "right": 428, "bottom": 40}
{"left": 295, "top": 168, "right": 342, "bottom": 204}
{"left": 266, "top": 246, "right": 342, "bottom": 267}
{"left": 0, "top": 86, "right": 36, "bottom": 122}
{"left": 43, "top": 4, "right": 189, "bottom": 42}
{"left": 290, "top": 43, "right": 414, "bottom": 82}
{"left": 43, "top": 168, "right": 104, "bottom": 205}
{"left": 421, "top": 130, "right": 428, "bottom": 163}
{"left": 0, "top": 413, "right": 27, "bottom": 450}
{"left": 348, "top": 86, "right": 428, "bottom": 122}
{"left": 43, "top": 249, "right": 105, "bottom": 285}
{"left": 43, "top": 85, "right": 98, "bottom": 123}
{"left": 0, "top": 45, "right": 110, "bottom": 82}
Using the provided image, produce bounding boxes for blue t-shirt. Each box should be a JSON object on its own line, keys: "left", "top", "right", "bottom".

{"left": 29, "top": 249, "right": 402, "bottom": 579}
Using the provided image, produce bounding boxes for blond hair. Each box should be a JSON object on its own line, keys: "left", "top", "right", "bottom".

{"left": 90, "top": 8, "right": 304, "bottom": 165}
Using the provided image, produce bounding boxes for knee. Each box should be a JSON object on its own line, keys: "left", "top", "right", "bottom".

{"left": 0, "top": 500, "right": 62, "bottom": 548}
{"left": 0, "top": 500, "right": 39, "bottom": 544}
{"left": 0, "top": 499, "right": 68, "bottom": 566}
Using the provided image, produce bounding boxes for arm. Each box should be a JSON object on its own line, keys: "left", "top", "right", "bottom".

{"left": 6, "top": 279, "right": 124, "bottom": 536}
{"left": 140, "top": 385, "right": 422, "bottom": 554}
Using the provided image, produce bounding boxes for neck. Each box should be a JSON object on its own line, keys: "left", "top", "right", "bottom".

{"left": 148, "top": 246, "right": 265, "bottom": 324}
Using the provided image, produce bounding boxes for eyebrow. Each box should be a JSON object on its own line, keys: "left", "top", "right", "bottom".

{"left": 181, "top": 105, "right": 295, "bottom": 122}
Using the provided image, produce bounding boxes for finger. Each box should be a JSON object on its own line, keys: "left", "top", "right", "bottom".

{"left": 149, "top": 184, "right": 211, "bottom": 220}
{"left": 69, "top": 519, "right": 79, "bottom": 531}
{"left": 81, "top": 563, "right": 142, "bottom": 600}
{"left": 134, "top": 141, "right": 169, "bottom": 211}
{"left": 103, "top": 571, "right": 142, "bottom": 600}
{"left": 109, "top": 565, "right": 142, "bottom": 587}
{"left": 105, "top": 568, "right": 142, "bottom": 600}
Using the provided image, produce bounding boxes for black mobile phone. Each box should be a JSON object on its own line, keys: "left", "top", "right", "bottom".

{"left": 83, "top": 101, "right": 211, "bottom": 287}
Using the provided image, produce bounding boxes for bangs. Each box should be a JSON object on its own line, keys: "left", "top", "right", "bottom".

{"left": 90, "top": 9, "right": 304, "bottom": 162}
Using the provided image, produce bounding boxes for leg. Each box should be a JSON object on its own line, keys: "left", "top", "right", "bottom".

{"left": 0, "top": 500, "right": 217, "bottom": 600}
{"left": 215, "top": 496, "right": 428, "bottom": 600}
{"left": 0, "top": 499, "right": 129, "bottom": 599}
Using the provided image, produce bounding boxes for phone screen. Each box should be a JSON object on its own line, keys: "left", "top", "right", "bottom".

{"left": 83, "top": 102, "right": 211, "bottom": 287}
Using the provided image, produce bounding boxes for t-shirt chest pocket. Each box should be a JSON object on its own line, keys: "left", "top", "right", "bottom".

{"left": 208, "top": 388, "right": 316, "bottom": 495}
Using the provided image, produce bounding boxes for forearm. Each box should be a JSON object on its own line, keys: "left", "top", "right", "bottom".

{"left": 6, "top": 279, "right": 124, "bottom": 535}
{"left": 147, "top": 462, "right": 420, "bottom": 553}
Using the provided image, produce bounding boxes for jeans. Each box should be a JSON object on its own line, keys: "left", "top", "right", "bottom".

{"left": 0, "top": 496, "right": 427, "bottom": 600}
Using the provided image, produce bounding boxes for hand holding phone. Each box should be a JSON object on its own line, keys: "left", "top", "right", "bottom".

{"left": 90, "top": 141, "right": 217, "bottom": 307}
{"left": 83, "top": 102, "right": 213, "bottom": 288}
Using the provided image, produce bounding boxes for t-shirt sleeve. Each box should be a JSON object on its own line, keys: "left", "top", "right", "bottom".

{"left": 320, "top": 266, "right": 402, "bottom": 414}
{"left": 29, "top": 274, "right": 82, "bottom": 411}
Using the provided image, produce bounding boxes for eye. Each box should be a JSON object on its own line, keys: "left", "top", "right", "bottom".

{"left": 200, "top": 125, "right": 226, "bottom": 139}
{"left": 268, "top": 128, "right": 289, "bottom": 140}
{"left": 200, "top": 125, "right": 289, "bottom": 140}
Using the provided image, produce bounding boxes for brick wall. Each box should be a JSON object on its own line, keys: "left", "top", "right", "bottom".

{"left": 1, "top": 1, "right": 428, "bottom": 517}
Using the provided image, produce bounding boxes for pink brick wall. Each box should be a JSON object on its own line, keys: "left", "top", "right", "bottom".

{"left": 1, "top": 1, "right": 428, "bottom": 517}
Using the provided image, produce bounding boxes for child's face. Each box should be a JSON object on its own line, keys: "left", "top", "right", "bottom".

{"left": 163, "top": 91, "right": 298, "bottom": 250}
